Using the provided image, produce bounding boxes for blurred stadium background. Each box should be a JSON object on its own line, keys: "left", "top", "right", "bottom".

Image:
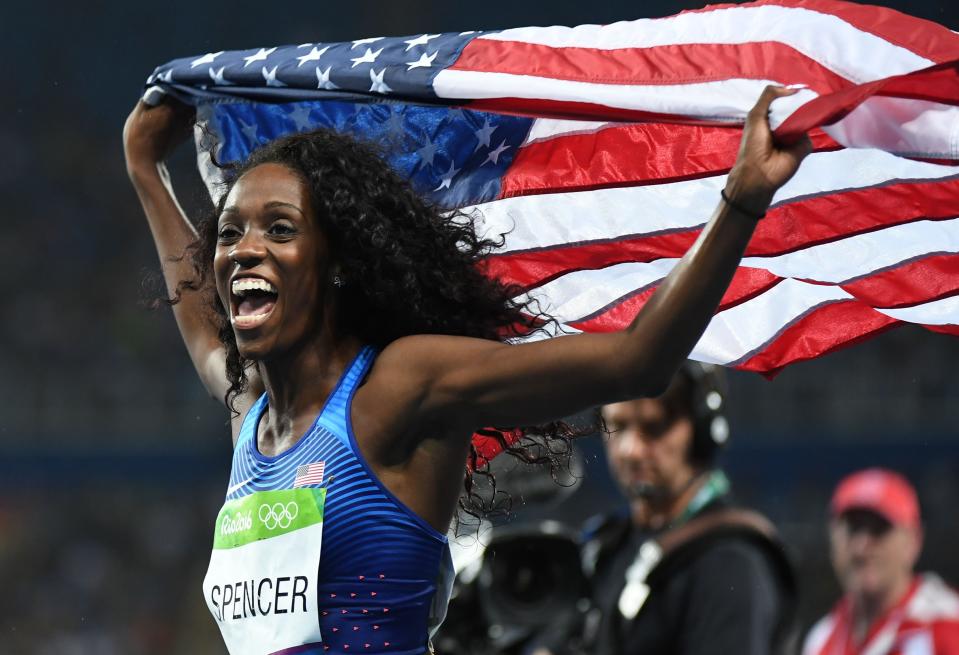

{"left": 2, "top": 1, "right": 957, "bottom": 653}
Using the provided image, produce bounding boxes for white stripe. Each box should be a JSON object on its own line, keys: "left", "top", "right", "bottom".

{"left": 435, "top": 70, "right": 780, "bottom": 120}
{"left": 689, "top": 279, "right": 855, "bottom": 365}
{"left": 877, "top": 294, "right": 959, "bottom": 325}
{"left": 517, "top": 259, "right": 678, "bottom": 321}
{"left": 467, "top": 149, "right": 959, "bottom": 254}
{"left": 744, "top": 217, "right": 959, "bottom": 283}
{"left": 479, "top": 5, "right": 934, "bottom": 82}
{"left": 523, "top": 118, "right": 616, "bottom": 146}
{"left": 824, "top": 97, "right": 959, "bottom": 159}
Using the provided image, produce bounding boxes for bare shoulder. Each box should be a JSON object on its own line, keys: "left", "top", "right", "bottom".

{"left": 360, "top": 334, "right": 510, "bottom": 433}
{"left": 375, "top": 333, "right": 506, "bottom": 374}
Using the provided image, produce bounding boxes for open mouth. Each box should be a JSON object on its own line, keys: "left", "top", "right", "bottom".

{"left": 231, "top": 277, "right": 279, "bottom": 330}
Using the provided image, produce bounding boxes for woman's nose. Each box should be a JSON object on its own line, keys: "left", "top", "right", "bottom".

{"left": 229, "top": 232, "right": 266, "bottom": 266}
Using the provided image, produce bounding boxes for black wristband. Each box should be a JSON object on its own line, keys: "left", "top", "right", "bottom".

{"left": 720, "top": 188, "right": 766, "bottom": 220}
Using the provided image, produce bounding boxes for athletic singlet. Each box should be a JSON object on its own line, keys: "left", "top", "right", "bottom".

{"left": 203, "top": 346, "right": 452, "bottom": 655}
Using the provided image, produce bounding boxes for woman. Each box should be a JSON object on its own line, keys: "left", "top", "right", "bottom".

{"left": 123, "top": 86, "right": 809, "bottom": 655}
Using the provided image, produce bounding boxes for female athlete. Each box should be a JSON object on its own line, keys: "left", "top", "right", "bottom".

{"left": 123, "top": 86, "right": 809, "bottom": 655}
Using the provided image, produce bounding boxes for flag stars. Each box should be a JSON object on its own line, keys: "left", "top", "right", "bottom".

{"left": 403, "top": 33, "right": 440, "bottom": 51}
{"left": 287, "top": 104, "right": 314, "bottom": 131}
{"left": 483, "top": 140, "right": 511, "bottom": 166}
{"left": 434, "top": 160, "right": 460, "bottom": 191}
{"left": 157, "top": 69, "right": 174, "bottom": 83}
{"left": 190, "top": 51, "right": 223, "bottom": 68}
{"left": 385, "top": 110, "right": 405, "bottom": 137}
{"left": 316, "top": 66, "right": 338, "bottom": 90}
{"left": 474, "top": 117, "right": 497, "bottom": 151}
{"left": 208, "top": 66, "right": 230, "bottom": 85}
{"left": 262, "top": 66, "right": 286, "bottom": 87}
{"left": 351, "top": 47, "right": 384, "bottom": 68}
{"left": 297, "top": 45, "right": 330, "bottom": 67}
{"left": 369, "top": 68, "right": 392, "bottom": 94}
{"left": 243, "top": 47, "right": 277, "bottom": 68}
{"left": 352, "top": 36, "right": 384, "bottom": 49}
{"left": 417, "top": 137, "right": 438, "bottom": 168}
{"left": 406, "top": 51, "right": 437, "bottom": 71}
{"left": 238, "top": 118, "right": 261, "bottom": 144}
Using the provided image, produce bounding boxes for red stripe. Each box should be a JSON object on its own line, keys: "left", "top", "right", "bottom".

{"left": 775, "top": 59, "right": 959, "bottom": 145}
{"left": 735, "top": 300, "right": 899, "bottom": 375}
{"left": 927, "top": 324, "right": 959, "bottom": 337}
{"left": 749, "top": 178, "right": 959, "bottom": 256}
{"left": 567, "top": 267, "right": 781, "bottom": 332}
{"left": 453, "top": 38, "right": 851, "bottom": 92}
{"left": 840, "top": 253, "right": 959, "bottom": 309}
{"left": 502, "top": 124, "right": 839, "bottom": 197}
{"left": 482, "top": 178, "right": 959, "bottom": 290}
{"left": 480, "top": 230, "right": 699, "bottom": 290}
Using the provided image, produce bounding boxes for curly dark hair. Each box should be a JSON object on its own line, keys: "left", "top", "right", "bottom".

{"left": 170, "top": 126, "right": 584, "bottom": 516}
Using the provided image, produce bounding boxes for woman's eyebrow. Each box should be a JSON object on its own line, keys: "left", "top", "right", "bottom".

{"left": 219, "top": 202, "right": 304, "bottom": 216}
{"left": 263, "top": 201, "right": 305, "bottom": 216}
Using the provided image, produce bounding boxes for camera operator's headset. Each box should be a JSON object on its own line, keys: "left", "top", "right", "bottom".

{"left": 680, "top": 361, "right": 731, "bottom": 466}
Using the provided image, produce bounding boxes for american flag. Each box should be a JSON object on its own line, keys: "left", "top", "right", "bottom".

{"left": 293, "top": 461, "right": 326, "bottom": 488}
{"left": 144, "top": 0, "right": 959, "bottom": 385}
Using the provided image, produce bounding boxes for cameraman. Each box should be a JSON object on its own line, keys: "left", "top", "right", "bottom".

{"left": 531, "top": 363, "right": 796, "bottom": 655}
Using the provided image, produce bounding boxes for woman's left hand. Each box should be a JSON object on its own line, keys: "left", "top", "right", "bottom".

{"left": 724, "top": 86, "right": 813, "bottom": 217}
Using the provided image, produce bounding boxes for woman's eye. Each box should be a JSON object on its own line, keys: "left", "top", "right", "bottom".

{"left": 268, "top": 222, "right": 296, "bottom": 236}
{"left": 217, "top": 226, "right": 241, "bottom": 240}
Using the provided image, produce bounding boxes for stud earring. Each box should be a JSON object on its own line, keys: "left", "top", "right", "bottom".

{"left": 332, "top": 274, "right": 345, "bottom": 288}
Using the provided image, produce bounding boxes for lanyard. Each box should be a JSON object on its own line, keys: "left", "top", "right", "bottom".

{"left": 672, "top": 470, "right": 730, "bottom": 527}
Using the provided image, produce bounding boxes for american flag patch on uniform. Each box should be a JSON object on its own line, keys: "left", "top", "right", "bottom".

{"left": 293, "top": 461, "right": 326, "bottom": 488}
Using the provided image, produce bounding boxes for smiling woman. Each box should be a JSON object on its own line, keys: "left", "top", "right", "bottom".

{"left": 122, "top": 89, "right": 810, "bottom": 655}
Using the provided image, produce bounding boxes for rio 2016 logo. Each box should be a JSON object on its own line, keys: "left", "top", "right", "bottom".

{"left": 220, "top": 511, "right": 253, "bottom": 535}
{"left": 258, "top": 502, "right": 299, "bottom": 530}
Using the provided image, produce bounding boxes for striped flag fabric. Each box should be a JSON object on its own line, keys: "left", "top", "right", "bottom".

{"left": 143, "top": 0, "right": 959, "bottom": 386}
{"left": 293, "top": 461, "right": 326, "bottom": 488}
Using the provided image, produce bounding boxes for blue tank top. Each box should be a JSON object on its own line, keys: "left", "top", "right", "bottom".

{"left": 223, "top": 346, "right": 451, "bottom": 655}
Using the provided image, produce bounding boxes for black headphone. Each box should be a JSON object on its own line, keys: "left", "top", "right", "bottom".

{"left": 677, "top": 361, "right": 730, "bottom": 465}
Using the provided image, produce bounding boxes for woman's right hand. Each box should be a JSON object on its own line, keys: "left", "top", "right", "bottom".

{"left": 122, "top": 98, "right": 195, "bottom": 172}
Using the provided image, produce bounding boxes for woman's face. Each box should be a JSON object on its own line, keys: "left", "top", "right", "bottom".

{"left": 213, "top": 162, "right": 333, "bottom": 360}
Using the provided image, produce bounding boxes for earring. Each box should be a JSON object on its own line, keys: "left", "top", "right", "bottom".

{"left": 332, "top": 274, "right": 345, "bottom": 288}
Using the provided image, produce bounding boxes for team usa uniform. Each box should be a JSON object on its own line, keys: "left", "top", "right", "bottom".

{"left": 802, "top": 574, "right": 959, "bottom": 655}
{"left": 203, "top": 347, "right": 453, "bottom": 655}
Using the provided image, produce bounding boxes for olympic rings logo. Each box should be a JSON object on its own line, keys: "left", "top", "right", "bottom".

{"left": 258, "top": 502, "right": 299, "bottom": 530}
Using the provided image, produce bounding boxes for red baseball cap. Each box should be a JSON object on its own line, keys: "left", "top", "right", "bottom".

{"left": 831, "top": 468, "right": 920, "bottom": 529}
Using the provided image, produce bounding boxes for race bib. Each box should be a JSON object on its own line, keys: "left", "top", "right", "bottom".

{"left": 203, "top": 488, "right": 326, "bottom": 655}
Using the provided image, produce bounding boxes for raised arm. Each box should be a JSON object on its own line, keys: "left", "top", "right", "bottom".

{"left": 384, "top": 86, "right": 812, "bottom": 434}
{"left": 123, "top": 99, "right": 241, "bottom": 405}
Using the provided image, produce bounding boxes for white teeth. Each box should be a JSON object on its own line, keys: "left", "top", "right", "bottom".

{"left": 231, "top": 278, "right": 278, "bottom": 297}
{"left": 233, "top": 312, "right": 272, "bottom": 323}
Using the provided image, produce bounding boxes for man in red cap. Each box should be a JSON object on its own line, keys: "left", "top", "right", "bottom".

{"left": 802, "top": 468, "right": 959, "bottom": 655}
